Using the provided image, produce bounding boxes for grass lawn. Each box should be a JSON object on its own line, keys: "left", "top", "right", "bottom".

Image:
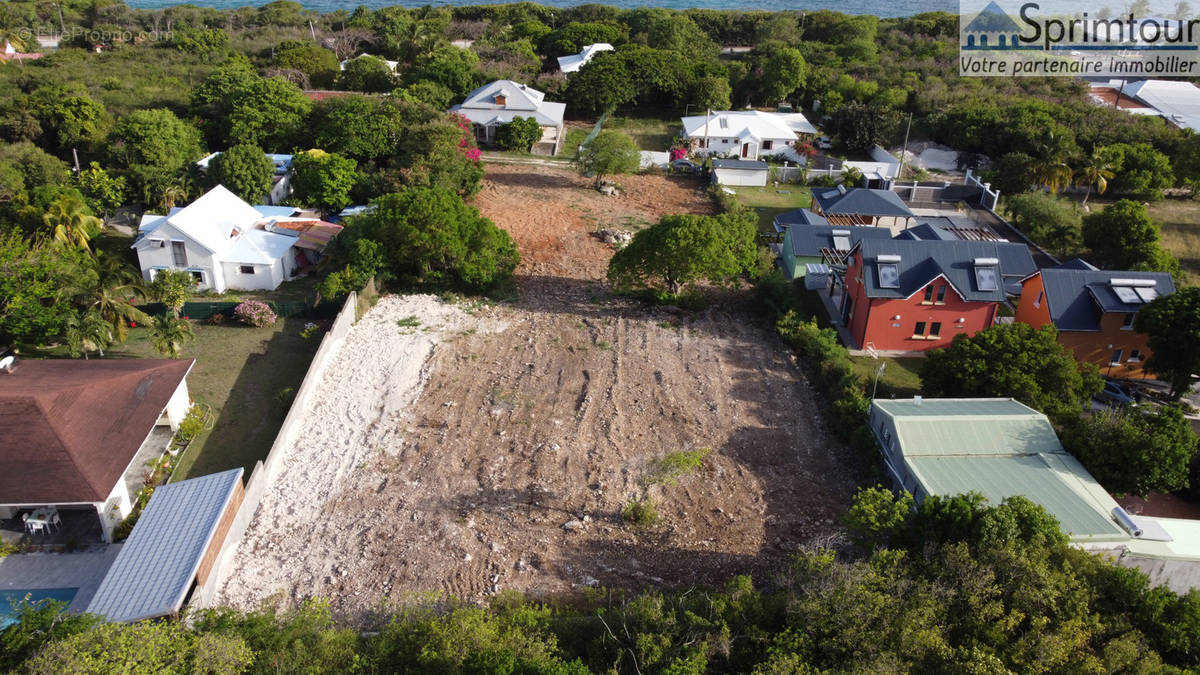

{"left": 112, "top": 317, "right": 323, "bottom": 482}
{"left": 730, "top": 186, "right": 813, "bottom": 232}
{"left": 849, "top": 356, "right": 924, "bottom": 398}
{"left": 1148, "top": 199, "right": 1200, "bottom": 286}
{"left": 605, "top": 116, "right": 679, "bottom": 152}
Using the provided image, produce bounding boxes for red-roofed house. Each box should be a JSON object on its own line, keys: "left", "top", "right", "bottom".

{"left": 0, "top": 359, "right": 195, "bottom": 542}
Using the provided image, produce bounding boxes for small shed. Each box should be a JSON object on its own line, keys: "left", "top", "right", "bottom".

{"left": 87, "top": 468, "right": 243, "bottom": 623}
{"left": 711, "top": 159, "right": 769, "bottom": 187}
{"left": 804, "top": 264, "right": 831, "bottom": 290}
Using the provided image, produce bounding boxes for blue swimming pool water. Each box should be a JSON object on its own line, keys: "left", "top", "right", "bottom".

{"left": 0, "top": 588, "right": 79, "bottom": 630}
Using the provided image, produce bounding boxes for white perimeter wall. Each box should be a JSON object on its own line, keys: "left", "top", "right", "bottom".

{"left": 192, "top": 291, "right": 359, "bottom": 607}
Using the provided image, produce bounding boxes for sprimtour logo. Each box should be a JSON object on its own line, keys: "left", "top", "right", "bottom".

{"left": 960, "top": 0, "right": 1200, "bottom": 76}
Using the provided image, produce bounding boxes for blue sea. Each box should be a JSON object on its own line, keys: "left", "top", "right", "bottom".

{"left": 123, "top": 0, "right": 955, "bottom": 17}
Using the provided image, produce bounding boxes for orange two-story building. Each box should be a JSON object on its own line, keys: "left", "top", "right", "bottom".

{"left": 840, "top": 238, "right": 1036, "bottom": 351}
{"left": 1013, "top": 259, "right": 1175, "bottom": 379}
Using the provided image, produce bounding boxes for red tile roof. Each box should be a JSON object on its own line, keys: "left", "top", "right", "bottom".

{"left": 0, "top": 359, "right": 194, "bottom": 505}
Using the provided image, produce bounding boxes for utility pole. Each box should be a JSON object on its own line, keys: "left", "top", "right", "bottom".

{"left": 872, "top": 361, "right": 886, "bottom": 400}
{"left": 308, "top": 19, "right": 317, "bottom": 41}
{"left": 72, "top": 147, "right": 80, "bottom": 173}
{"left": 701, "top": 108, "right": 711, "bottom": 155}
{"left": 55, "top": 2, "right": 66, "bottom": 36}
{"left": 896, "top": 112, "right": 913, "bottom": 180}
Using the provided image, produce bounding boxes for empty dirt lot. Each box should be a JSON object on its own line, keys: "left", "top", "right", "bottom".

{"left": 218, "top": 163, "right": 858, "bottom": 622}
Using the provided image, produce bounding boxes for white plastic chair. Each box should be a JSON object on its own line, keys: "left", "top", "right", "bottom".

{"left": 49, "top": 512, "right": 61, "bottom": 533}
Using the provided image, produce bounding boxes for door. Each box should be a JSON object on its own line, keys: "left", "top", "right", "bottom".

{"left": 741, "top": 143, "right": 750, "bottom": 158}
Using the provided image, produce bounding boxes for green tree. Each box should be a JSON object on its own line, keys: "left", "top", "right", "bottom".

{"left": 70, "top": 250, "right": 150, "bottom": 345}
{"left": 1082, "top": 199, "right": 1176, "bottom": 272}
{"left": 108, "top": 108, "right": 204, "bottom": 175}
{"left": 607, "top": 211, "right": 759, "bottom": 296}
{"left": 64, "top": 308, "right": 113, "bottom": 359}
{"left": 920, "top": 323, "right": 1103, "bottom": 424}
{"left": 406, "top": 46, "right": 481, "bottom": 98}
{"left": 402, "top": 80, "right": 456, "bottom": 109}
{"left": 0, "top": 234, "right": 81, "bottom": 346}
{"left": 1101, "top": 142, "right": 1174, "bottom": 200}
{"left": 338, "top": 54, "right": 397, "bottom": 93}
{"left": 44, "top": 195, "right": 102, "bottom": 250}
{"left": 760, "top": 46, "right": 807, "bottom": 104}
{"left": 828, "top": 101, "right": 900, "bottom": 155}
{"left": 191, "top": 62, "right": 311, "bottom": 149}
{"left": 540, "top": 21, "right": 626, "bottom": 56}
{"left": 149, "top": 312, "right": 195, "bottom": 358}
{"left": 346, "top": 187, "right": 518, "bottom": 289}
{"left": 1076, "top": 150, "right": 1115, "bottom": 205}
{"left": 73, "top": 162, "right": 126, "bottom": 218}
{"left": 150, "top": 268, "right": 197, "bottom": 318}
{"left": 273, "top": 40, "right": 340, "bottom": 89}
{"left": 1004, "top": 191, "right": 1082, "bottom": 258}
{"left": 208, "top": 144, "right": 274, "bottom": 203}
{"left": 27, "top": 90, "right": 108, "bottom": 152}
{"left": 844, "top": 485, "right": 914, "bottom": 545}
{"left": 576, "top": 130, "right": 639, "bottom": 186}
{"left": 1062, "top": 405, "right": 1197, "bottom": 495}
{"left": 565, "top": 53, "right": 636, "bottom": 116}
{"left": 493, "top": 116, "right": 542, "bottom": 151}
{"left": 1135, "top": 286, "right": 1200, "bottom": 398}
{"left": 391, "top": 115, "right": 485, "bottom": 197}
{"left": 290, "top": 149, "right": 360, "bottom": 216}
{"left": 309, "top": 96, "right": 405, "bottom": 162}
{"left": 168, "top": 27, "right": 230, "bottom": 55}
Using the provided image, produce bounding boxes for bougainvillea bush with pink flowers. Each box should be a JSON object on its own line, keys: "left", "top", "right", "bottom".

{"left": 233, "top": 300, "right": 277, "bottom": 327}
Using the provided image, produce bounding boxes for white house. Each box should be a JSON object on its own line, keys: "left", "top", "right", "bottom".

{"left": 556, "top": 43, "right": 614, "bottom": 73}
{"left": 681, "top": 110, "right": 818, "bottom": 161}
{"left": 450, "top": 80, "right": 566, "bottom": 155}
{"left": 132, "top": 185, "right": 305, "bottom": 293}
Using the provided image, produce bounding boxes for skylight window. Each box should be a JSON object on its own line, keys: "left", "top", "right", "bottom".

{"left": 1134, "top": 286, "right": 1158, "bottom": 302}
{"left": 877, "top": 254, "right": 901, "bottom": 289}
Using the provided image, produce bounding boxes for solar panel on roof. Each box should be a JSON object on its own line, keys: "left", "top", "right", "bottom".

{"left": 878, "top": 263, "right": 900, "bottom": 288}
{"left": 1134, "top": 286, "right": 1158, "bottom": 302}
{"left": 1112, "top": 286, "right": 1142, "bottom": 303}
{"left": 832, "top": 235, "right": 851, "bottom": 251}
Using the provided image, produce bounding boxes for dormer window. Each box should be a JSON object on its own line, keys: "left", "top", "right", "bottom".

{"left": 1110, "top": 278, "right": 1158, "bottom": 304}
{"left": 974, "top": 257, "right": 999, "bottom": 292}
{"left": 495, "top": 94, "right": 507, "bottom": 106}
{"left": 877, "top": 254, "right": 901, "bottom": 289}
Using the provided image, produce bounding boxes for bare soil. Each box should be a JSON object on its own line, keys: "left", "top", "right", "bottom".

{"left": 218, "top": 163, "right": 858, "bottom": 623}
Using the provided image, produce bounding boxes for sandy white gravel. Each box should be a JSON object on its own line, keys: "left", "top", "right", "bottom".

{"left": 214, "top": 294, "right": 504, "bottom": 610}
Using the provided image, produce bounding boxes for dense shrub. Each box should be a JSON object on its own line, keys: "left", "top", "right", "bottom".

{"left": 233, "top": 300, "right": 277, "bottom": 327}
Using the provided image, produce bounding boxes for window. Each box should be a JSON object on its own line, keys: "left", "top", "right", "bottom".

{"left": 1122, "top": 313, "right": 1135, "bottom": 329}
{"left": 171, "top": 241, "right": 187, "bottom": 267}
{"left": 832, "top": 230, "right": 851, "bottom": 251}
{"left": 913, "top": 321, "right": 926, "bottom": 338}
{"left": 189, "top": 270, "right": 204, "bottom": 284}
{"left": 1129, "top": 349, "right": 1143, "bottom": 363}
{"left": 762, "top": 140, "right": 773, "bottom": 150}
{"left": 1110, "top": 348, "right": 1123, "bottom": 366}
{"left": 923, "top": 286, "right": 934, "bottom": 303}
{"left": 975, "top": 265, "right": 998, "bottom": 291}
{"left": 878, "top": 263, "right": 900, "bottom": 289}
{"left": 148, "top": 238, "right": 165, "bottom": 248}
{"left": 936, "top": 285, "right": 947, "bottom": 304}
{"left": 1034, "top": 290, "right": 1044, "bottom": 308}
{"left": 929, "top": 322, "right": 942, "bottom": 338}
{"left": 239, "top": 265, "right": 255, "bottom": 275}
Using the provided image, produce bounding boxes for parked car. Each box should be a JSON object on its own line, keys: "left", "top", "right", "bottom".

{"left": 1095, "top": 380, "right": 1138, "bottom": 407}
{"left": 816, "top": 136, "right": 833, "bottom": 150}
{"left": 670, "top": 159, "right": 701, "bottom": 175}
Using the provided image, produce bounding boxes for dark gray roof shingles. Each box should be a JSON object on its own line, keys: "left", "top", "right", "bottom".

{"left": 856, "top": 238, "right": 1036, "bottom": 301}
{"left": 812, "top": 187, "right": 914, "bottom": 218}
{"left": 1037, "top": 267, "right": 1175, "bottom": 331}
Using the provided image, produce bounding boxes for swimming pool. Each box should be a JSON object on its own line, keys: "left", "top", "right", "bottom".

{"left": 0, "top": 587, "right": 78, "bottom": 630}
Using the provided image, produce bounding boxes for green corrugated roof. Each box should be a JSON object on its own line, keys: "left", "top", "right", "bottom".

{"left": 907, "top": 454, "right": 1126, "bottom": 541}
{"left": 873, "top": 398, "right": 1038, "bottom": 418}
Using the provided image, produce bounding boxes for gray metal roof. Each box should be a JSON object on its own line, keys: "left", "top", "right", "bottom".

{"left": 855, "top": 238, "right": 1036, "bottom": 301}
{"left": 873, "top": 398, "right": 1128, "bottom": 542}
{"left": 87, "top": 468, "right": 242, "bottom": 623}
{"left": 812, "top": 186, "right": 913, "bottom": 218}
{"left": 782, "top": 222, "right": 893, "bottom": 257}
{"left": 774, "top": 208, "right": 829, "bottom": 229}
{"left": 711, "top": 159, "right": 768, "bottom": 171}
{"left": 1036, "top": 267, "right": 1175, "bottom": 331}
{"left": 895, "top": 220, "right": 957, "bottom": 241}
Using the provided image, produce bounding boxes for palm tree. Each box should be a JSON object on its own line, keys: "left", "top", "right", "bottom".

{"left": 44, "top": 196, "right": 102, "bottom": 250}
{"left": 1076, "top": 152, "right": 1116, "bottom": 205}
{"left": 159, "top": 184, "right": 188, "bottom": 211}
{"left": 149, "top": 313, "right": 194, "bottom": 358}
{"left": 1031, "top": 132, "right": 1076, "bottom": 194}
{"left": 64, "top": 309, "right": 113, "bottom": 359}
{"left": 82, "top": 251, "right": 151, "bottom": 344}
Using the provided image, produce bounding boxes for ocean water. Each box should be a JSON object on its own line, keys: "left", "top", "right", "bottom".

{"left": 123, "top": 0, "right": 955, "bottom": 18}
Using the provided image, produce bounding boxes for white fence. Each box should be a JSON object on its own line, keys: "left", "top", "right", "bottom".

{"left": 767, "top": 145, "right": 902, "bottom": 184}
{"left": 193, "top": 290, "right": 358, "bottom": 608}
